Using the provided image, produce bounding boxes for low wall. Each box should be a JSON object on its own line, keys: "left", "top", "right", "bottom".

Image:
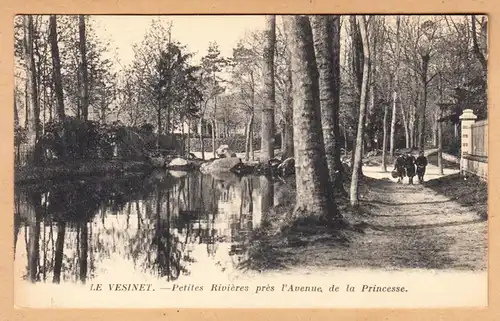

{"left": 461, "top": 154, "right": 487, "bottom": 181}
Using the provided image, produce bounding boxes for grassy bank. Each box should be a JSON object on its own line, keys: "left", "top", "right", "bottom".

{"left": 424, "top": 173, "right": 487, "bottom": 219}
{"left": 15, "top": 159, "right": 153, "bottom": 185}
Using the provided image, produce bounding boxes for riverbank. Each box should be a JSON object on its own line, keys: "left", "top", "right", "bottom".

{"left": 14, "top": 159, "right": 153, "bottom": 185}
{"left": 241, "top": 163, "right": 487, "bottom": 273}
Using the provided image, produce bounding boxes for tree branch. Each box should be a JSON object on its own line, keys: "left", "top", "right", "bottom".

{"left": 471, "top": 15, "right": 487, "bottom": 73}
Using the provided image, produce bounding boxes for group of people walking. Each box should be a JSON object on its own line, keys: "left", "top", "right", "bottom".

{"left": 393, "top": 151, "right": 428, "bottom": 184}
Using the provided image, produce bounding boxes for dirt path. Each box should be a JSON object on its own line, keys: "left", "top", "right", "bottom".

{"left": 285, "top": 164, "right": 487, "bottom": 272}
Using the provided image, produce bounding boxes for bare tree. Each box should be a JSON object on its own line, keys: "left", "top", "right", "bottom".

{"left": 260, "top": 15, "right": 276, "bottom": 163}
{"left": 350, "top": 15, "right": 370, "bottom": 207}
{"left": 49, "top": 15, "right": 65, "bottom": 121}
{"left": 24, "top": 15, "right": 41, "bottom": 162}
{"left": 78, "top": 15, "right": 90, "bottom": 121}
{"left": 389, "top": 16, "right": 401, "bottom": 156}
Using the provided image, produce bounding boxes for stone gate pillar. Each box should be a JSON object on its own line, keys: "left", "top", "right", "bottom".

{"left": 459, "top": 109, "right": 477, "bottom": 174}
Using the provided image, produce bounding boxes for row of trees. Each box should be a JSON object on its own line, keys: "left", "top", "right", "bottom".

{"left": 15, "top": 15, "right": 118, "bottom": 163}
{"left": 15, "top": 15, "right": 487, "bottom": 223}
{"left": 254, "top": 14, "right": 487, "bottom": 221}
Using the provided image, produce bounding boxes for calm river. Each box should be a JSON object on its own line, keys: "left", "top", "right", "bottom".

{"left": 14, "top": 169, "right": 283, "bottom": 285}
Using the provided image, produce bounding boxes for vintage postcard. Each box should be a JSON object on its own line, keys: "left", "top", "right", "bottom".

{"left": 13, "top": 14, "right": 488, "bottom": 309}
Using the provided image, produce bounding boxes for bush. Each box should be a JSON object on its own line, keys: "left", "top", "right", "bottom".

{"left": 40, "top": 117, "right": 116, "bottom": 160}
{"left": 14, "top": 126, "right": 28, "bottom": 146}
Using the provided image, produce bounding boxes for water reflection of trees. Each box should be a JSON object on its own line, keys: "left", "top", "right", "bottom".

{"left": 14, "top": 170, "right": 279, "bottom": 284}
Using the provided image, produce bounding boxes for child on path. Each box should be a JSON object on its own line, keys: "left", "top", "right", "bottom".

{"left": 394, "top": 154, "right": 406, "bottom": 183}
{"left": 415, "top": 151, "right": 428, "bottom": 183}
{"left": 405, "top": 152, "right": 416, "bottom": 185}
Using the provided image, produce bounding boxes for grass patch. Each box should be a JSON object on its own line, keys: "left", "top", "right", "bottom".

{"left": 425, "top": 173, "right": 487, "bottom": 219}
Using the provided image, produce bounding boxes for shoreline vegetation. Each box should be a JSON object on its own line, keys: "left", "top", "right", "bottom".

{"left": 14, "top": 159, "right": 153, "bottom": 185}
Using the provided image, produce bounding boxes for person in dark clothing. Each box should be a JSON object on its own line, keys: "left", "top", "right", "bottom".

{"left": 405, "top": 152, "right": 416, "bottom": 184}
{"left": 415, "top": 151, "right": 428, "bottom": 183}
{"left": 394, "top": 154, "right": 406, "bottom": 183}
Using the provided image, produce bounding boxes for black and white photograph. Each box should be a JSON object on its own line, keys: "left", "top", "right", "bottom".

{"left": 13, "top": 14, "right": 488, "bottom": 308}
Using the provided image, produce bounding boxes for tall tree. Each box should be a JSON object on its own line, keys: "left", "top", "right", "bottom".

{"left": 24, "top": 15, "right": 41, "bottom": 162}
{"left": 285, "top": 15, "right": 340, "bottom": 223}
{"left": 201, "top": 42, "right": 229, "bottom": 158}
{"left": 310, "top": 15, "right": 345, "bottom": 194}
{"left": 231, "top": 41, "right": 260, "bottom": 161}
{"left": 78, "top": 15, "right": 90, "bottom": 121}
{"left": 349, "top": 16, "right": 365, "bottom": 176}
{"left": 276, "top": 17, "right": 295, "bottom": 160}
{"left": 350, "top": 15, "right": 370, "bottom": 207}
{"left": 389, "top": 16, "right": 401, "bottom": 156}
{"left": 260, "top": 15, "right": 276, "bottom": 163}
{"left": 49, "top": 15, "right": 65, "bottom": 121}
{"left": 401, "top": 17, "right": 440, "bottom": 150}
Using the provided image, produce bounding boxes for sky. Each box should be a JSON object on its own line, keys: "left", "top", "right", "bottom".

{"left": 91, "top": 15, "right": 266, "bottom": 70}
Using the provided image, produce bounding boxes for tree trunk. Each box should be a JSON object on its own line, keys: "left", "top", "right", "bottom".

{"left": 350, "top": 15, "right": 370, "bottom": 208}
{"left": 199, "top": 118, "right": 205, "bottom": 160}
{"left": 283, "top": 94, "right": 294, "bottom": 160}
{"left": 261, "top": 15, "right": 276, "bottom": 163}
{"left": 390, "top": 90, "right": 398, "bottom": 154}
{"left": 14, "top": 89, "right": 19, "bottom": 128}
{"left": 418, "top": 53, "right": 430, "bottom": 150}
{"left": 244, "top": 122, "right": 249, "bottom": 161}
{"left": 381, "top": 101, "right": 388, "bottom": 171}
{"left": 187, "top": 118, "right": 191, "bottom": 155}
{"left": 310, "top": 15, "right": 344, "bottom": 193}
{"left": 24, "top": 15, "right": 41, "bottom": 163}
{"left": 282, "top": 18, "right": 295, "bottom": 160}
{"left": 49, "top": 15, "right": 65, "bottom": 121}
{"left": 285, "top": 15, "right": 340, "bottom": 223}
{"left": 211, "top": 119, "right": 216, "bottom": 158}
{"left": 365, "top": 17, "right": 377, "bottom": 152}
{"left": 250, "top": 124, "right": 254, "bottom": 161}
{"left": 390, "top": 17, "right": 401, "bottom": 156}
{"left": 49, "top": 81, "right": 54, "bottom": 122}
{"left": 438, "top": 117, "right": 444, "bottom": 175}
{"left": 181, "top": 116, "right": 185, "bottom": 156}
{"left": 156, "top": 101, "right": 162, "bottom": 151}
{"left": 24, "top": 81, "right": 29, "bottom": 128}
{"left": 245, "top": 115, "right": 254, "bottom": 161}
{"left": 78, "top": 15, "right": 89, "bottom": 121}
{"left": 166, "top": 107, "right": 171, "bottom": 138}
{"left": 401, "top": 97, "right": 410, "bottom": 148}
{"left": 432, "top": 120, "right": 438, "bottom": 147}
{"left": 349, "top": 16, "right": 364, "bottom": 176}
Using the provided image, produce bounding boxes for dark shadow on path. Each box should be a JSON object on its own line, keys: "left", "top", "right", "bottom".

{"left": 359, "top": 199, "right": 454, "bottom": 207}
{"left": 363, "top": 218, "right": 486, "bottom": 231}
